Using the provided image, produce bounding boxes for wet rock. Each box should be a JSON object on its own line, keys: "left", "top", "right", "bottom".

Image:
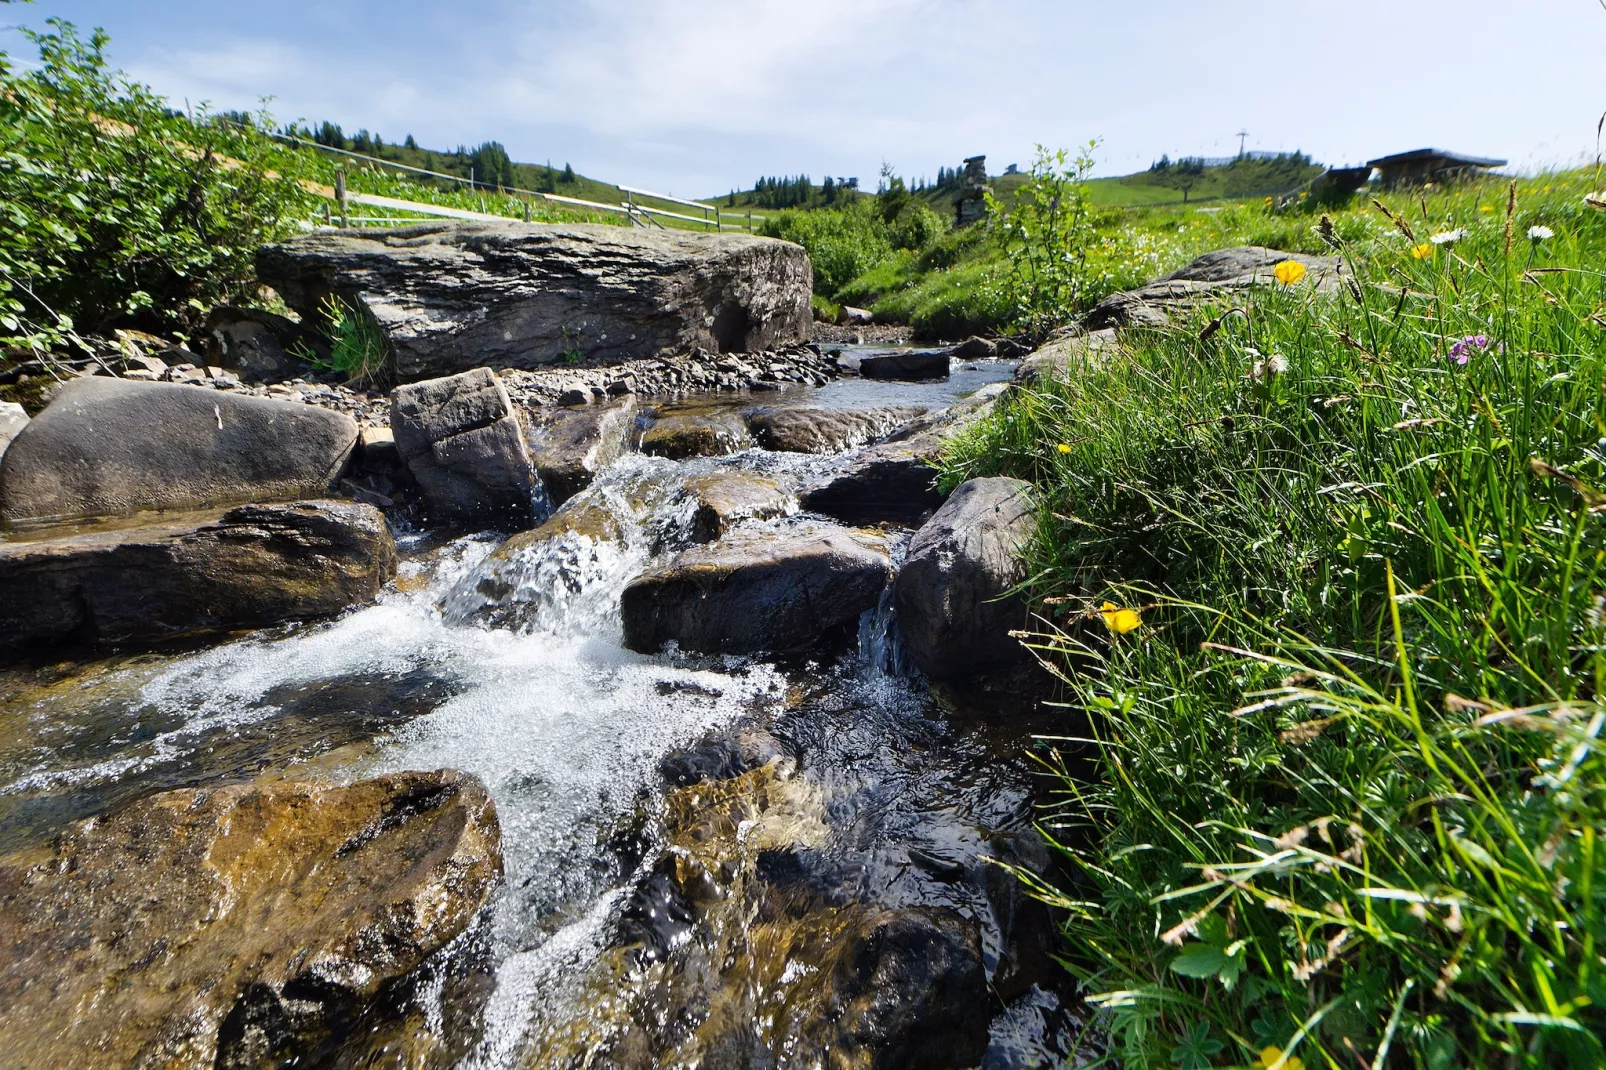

{"left": 827, "top": 907, "right": 991, "bottom": 1070}
{"left": 527, "top": 396, "right": 637, "bottom": 506}
{"left": 893, "top": 477, "right": 1034, "bottom": 682}
{"left": 800, "top": 385, "right": 1006, "bottom": 526}
{"left": 1085, "top": 246, "right": 1345, "bottom": 330}
{"left": 743, "top": 404, "right": 926, "bottom": 454}
{"left": 257, "top": 222, "right": 813, "bottom": 382}
{"left": 859, "top": 350, "right": 950, "bottom": 381}
{"left": 682, "top": 470, "right": 793, "bottom": 542}
{"left": 356, "top": 424, "right": 401, "bottom": 472}
{"left": 204, "top": 304, "right": 327, "bottom": 383}
{"left": 0, "top": 770, "right": 501, "bottom": 1070}
{"left": 621, "top": 523, "right": 892, "bottom": 654}
{"left": 1013, "top": 327, "right": 1121, "bottom": 386}
{"left": 0, "top": 377, "right": 358, "bottom": 525}
{"left": 391, "top": 367, "right": 537, "bottom": 528}
{"left": 0, "top": 401, "right": 26, "bottom": 461}
{"left": 0, "top": 500, "right": 396, "bottom": 663}
{"left": 639, "top": 408, "right": 754, "bottom": 459}
{"left": 951, "top": 336, "right": 997, "bottom": 360}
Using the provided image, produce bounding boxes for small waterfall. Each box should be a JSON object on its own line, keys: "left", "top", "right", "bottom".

{"left": 857, "top": 586, "right": 913, "bottom": 679}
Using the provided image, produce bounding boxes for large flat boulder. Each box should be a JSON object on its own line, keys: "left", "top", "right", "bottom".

{"left": 257, "top": 222, "right": 814, "bottom": 382}
{"left": 859, "top": 350, "right": 950, "bottom": 381}
{"left": 621, "top": 523, "right": 891, "bottom": 654}
{"left": 892, "top": 477, "right": 1034, "bottom": 682}
{"left": 743, "top": 404, "right": 925, "bottom": 454}
{"left": 0, "top": 500, "right": 396, "bottom": 663}
{"left": 392, "top": 368, "right": 538, "bottom": 528}
{"left": 0, "top": 770, "right": 501, "bottom": 1070}
{"left": 0, "top": 378, "right": 358, "bottom": 525}
{"left": 526, "top": 396, "right": 637, "bottom": 506}
{"left": 1084, "top": 246, "right": 1345, "bottom": 330}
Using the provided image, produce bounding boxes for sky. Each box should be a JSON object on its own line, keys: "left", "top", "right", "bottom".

{"left": 4, "top": 1, "right": 1604, "bottom": 198}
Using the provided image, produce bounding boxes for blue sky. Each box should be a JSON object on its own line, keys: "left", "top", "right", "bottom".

{"left": 5, "top": 1, "right": 1604, "bottom": 198}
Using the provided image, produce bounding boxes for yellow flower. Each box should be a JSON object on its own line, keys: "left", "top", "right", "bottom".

{"left": 1099, "top": 601, "right": 1141, "bottom": 634}
{"left": 1479, "top": 204, "right": 1494, "bottom": 212}
{"left": 1056, "top": 443, "right": 1072, "bottom": 454}
{"left": 1411, "top": 242, "right": 1434, "bottom": 260}
{"left": 1272, "top": 260, "right": 1307, "bottom": 286}
{"left": 1259, "top": 1047, "right": 1305, "bottom": 1070}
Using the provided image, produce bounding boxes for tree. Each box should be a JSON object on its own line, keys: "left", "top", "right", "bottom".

{"left": 468, "top": 141, "right": 515, "bottom": 189}
{"left": 562, "top": 161, "right": 575, "bottom": 184}
{"left": 728, "top": 189, "right": 736, "bottom": 207}
{"left": 314, "top": 121, "right": 345, "bottom": 149}
{"left": 403, "top": 133, "right": 417, "bottom": 150}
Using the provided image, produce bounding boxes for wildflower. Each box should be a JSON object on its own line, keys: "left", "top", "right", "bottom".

{"left": 1268, "top": 353, "right": 1290, "bottom": 375}
{"left": 1429, "top": 228, "right": 1468, "bottom": 246}
{"left": 1099, "top": 601, "right": 1141, "bottom": 634}
{"left": 1055, "top": 443, "right": 1072, "bottom": 454}
{"left": 1411, "top": 242, "right": 1434, "bottom": 259}
{"left": 1447, "top": 334, "right": 1493, "bottom": 365}
{"left": 1259, "top": 1047, "right": 1305, "bottom": 1070}
{"left": 1272, "top": 260, "right": 1306, "bottom": 286}
{"left": 1528, "top": 224, "right": 1554, "bottom": 241}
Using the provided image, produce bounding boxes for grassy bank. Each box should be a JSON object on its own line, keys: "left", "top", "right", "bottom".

{"left": 942, "top": 173, "right": 1606, "bottom": 1066}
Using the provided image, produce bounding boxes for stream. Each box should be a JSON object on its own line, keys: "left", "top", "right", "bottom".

{"left": 0, "top": 350, "right": 1093, "bottom": 1068}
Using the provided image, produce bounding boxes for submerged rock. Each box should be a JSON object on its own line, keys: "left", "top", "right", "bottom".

{"left": 527, "top": 396, "right": 638, "bottom": 506}
{"left": 893, "top": 477, "right": 1035, "bottom": 682}
{"left": 0, "top": 377, "right": 358, "bottom": 525}
{"left": 1085, "top": 245, "right": 1345, "bottom": 330}
{"left": 639, "top": 408, "right": 754, "bottom": 459}
{"left": 0, "top": 500, "right": 396, "bottom": 663}
{"left": 621, "top": 523, "right": 891, "bottom": 654}
{"left": 859, "top": 350, "right": 950, "bottom": 381}
{"left": 391, "top": 367, "right": 538, "bottom": 528}
{"left": 743, "top": 404, "right": 925, "bottom": 454}
{"left": 682, "top": 470, "right": 793, "bottom": 542}
{"left": 256, "top": 221, "right": 813, "bottom": 382}
{"left": 0, "top": 770, "right": 501, "bottom": 1070}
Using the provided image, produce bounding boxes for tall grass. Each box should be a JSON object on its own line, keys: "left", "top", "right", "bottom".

{"left": 943, "top": 172, "right": 1606, "bottom": 1067}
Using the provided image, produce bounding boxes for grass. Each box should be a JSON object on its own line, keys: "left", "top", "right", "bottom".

{"left": 940, "top": 170, "right": 1606, "bottom": 1067}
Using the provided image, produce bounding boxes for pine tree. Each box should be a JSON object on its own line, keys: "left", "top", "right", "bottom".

{"left": 562, "top": 162, "right": 576, "bottom": 184}
{"left": 404, "top": 134, "right": 417, "bottom": 150}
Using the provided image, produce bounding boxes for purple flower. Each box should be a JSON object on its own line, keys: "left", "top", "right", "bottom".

{"left": 1447, "top": 334, "right": 1494, "bottom": 366}
{"left": 1449, "top": 342, "right": 1470, "bottom": 365}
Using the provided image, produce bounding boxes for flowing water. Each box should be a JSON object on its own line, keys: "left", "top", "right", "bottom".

{"left": 0, "top": 357, "right": 1094, "bottom": 1068}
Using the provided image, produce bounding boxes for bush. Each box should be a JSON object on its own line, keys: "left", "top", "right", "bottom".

{"left": 888, "top": 200, "right": 945, "bottom": 251}
{"left": 0, "top": 20, "right": 316, "bottom": 355}
{"left": 988, "top": 144, "right": 1100, "bottom": 337}
{"left": 760, "top": 199, "right": 892, "bottom": 296}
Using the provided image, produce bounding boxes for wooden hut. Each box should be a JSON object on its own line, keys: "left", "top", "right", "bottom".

{"left": 1366, "top": 148, "right": 1507, "bottom": 189}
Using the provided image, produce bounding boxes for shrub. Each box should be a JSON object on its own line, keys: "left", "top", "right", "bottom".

{"left": 0, "top": 20, "right": 316, "bottom": 356}
{"left": 760, "top": 199, "right": 892, "bottom": 295}
{"left": 888, "top": 200, "right": 945, "bottom": 251}
{"left": 988, "top": 144, "right": 1100, "bottom": 337}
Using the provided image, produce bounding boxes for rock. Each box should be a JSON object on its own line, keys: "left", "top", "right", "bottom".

{"left": 606, "top": 374, "right": 637, "bottom": 396}
{"left": 743, "top": 405, "right": 926, "bottom": 454}
{"left": 0, "top": 500, "right": 396, "bottom": 663}
{"left": 556, "top": 385, "right": 593, "bottom": 407}
{"left": 526, "top": 396, "right": 637, "bottom": 506}
{"left": 0, "top": 377, "right": 358, "bottom": 525}
{"left": 621, "top": 523, "right": 891, "bottom": 654}
{"left": 893, "top": 477, "right": 1034, "bottom": 681}
{"left": 0, "top": 770, "right": 501, "bottom": 1070}
{"left": 950, "top": 336, "right": 997, "bottom": 360}
{"left": 357, "top": 424, "right": 401, "bottom": 471}
{"left": 682, "top": 470, "right": 792, "bottom": 542}
{"left": 1085, "top": 246, "right": 1345, "bottom": 330}
{"left": 800, "top": 385, "right": 1005, "bottom": 526}
{"left": 204, "top": 305, "right": 329, "bottom": 383}
{"left": 257, "top": 222, "right": 813, "bottom": 382}
{"left": 1013, "top": 328, "right": 1121, "bottom": 386}
{"left": 639, "top": 408, "right": 753, "bottom": 459}
{"left": 859, "top": 350, "right": 950, "bottom": 381}
{"left": 0, "top": 401, "right": 26, "bottom": 462}
{"left": 839, "top": 305, "right": 875, "bottom": 325}
{"left": 391, "top": 368, "right": 538, "bottom": 528}
{"left": 825, "top": 907, "right": 990, "bottom": 1070}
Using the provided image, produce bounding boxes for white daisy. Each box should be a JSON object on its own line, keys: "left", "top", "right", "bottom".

{"left": 1429, "top": 228, "right": 1468, "bottom": 246}
{"left": 1527, "top": 225, "right": 1554, "bottom": 241}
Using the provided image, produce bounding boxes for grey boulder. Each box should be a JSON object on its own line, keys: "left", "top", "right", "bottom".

{"left": 257, "top": 222, "right": 813, "bottom": 382}
{"left": 0, "top": 500, "right": 396, "bottom": 663}
{"left": 1085, "top": 246, "right": 1345, "bottom": 330}
{"left": 621, "top": 522, "right": 891, "bottom": 654}
{"left": 743, "top": 405, "right": 925, "bottom": 454}
{"left": 1013, "top": 328, "right": 1121, "bottom": 387}
{"left": 0, "top": 377, "right": 357, "bottom": 525}
{"left": 204, "top": 304, "right": 328, "bottom": 383}
{"left": 0, "top": 402, "right": 26, "bottom": 462}
{"left": 892, "top": 477, "right": 1035, "bottom": 682}
{"left": 859, "top": 350, "right": 950, "bottom": 381}
{"left": 392, "top": 368, "right": 538, "bottom": 528}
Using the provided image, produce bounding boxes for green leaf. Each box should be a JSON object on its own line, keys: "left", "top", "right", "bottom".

{"left": 1170, "top": 944, "right": 1229, "bottom": 979}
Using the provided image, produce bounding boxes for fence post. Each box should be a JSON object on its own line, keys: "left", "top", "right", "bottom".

{"left": 524, "top": 197, "right": 532, "bottom": 223}
{"left": 335, "top": 168, "right": 349, "bottom": 228}
{"left": 746, "top": 209, "right": 752, "bottom": 232}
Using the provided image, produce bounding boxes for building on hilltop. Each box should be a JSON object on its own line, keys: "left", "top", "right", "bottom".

{"left": 954, "top": 155, "right": 991, "bottom": 226}
{"left": 1366, "top": 148, "right": 1507, "bottom": 189}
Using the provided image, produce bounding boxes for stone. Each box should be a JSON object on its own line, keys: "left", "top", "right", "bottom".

{"left": 682, "top": 470, "right": 793, "bottom": 542}
{"left": 606, "top": 374, "right": 637, "bottom": 396}
{"left": 0, "top": 770, "right": 501, "bottom": 1070}
{"left": 743, "top": 405, "right": 926, "bottom": 454}
{"left": 892, "top": 477, "right": 1034, "bottom": 682}
{"left": 1013, "top": 328, "right": 1121, "bottom": 386}
{"left": 1085, "top": 246, "right": 1346, "bottom": 330}
{"left": 839, "top": 305, "right": 875, "bottom": 325}
{"left": 203, "top": 305, "right": 329, "bottom": 384}
{"left": 950, "top": 336, "right": 997, "bottom": 360}
{"left": 859, "top": 350, "right": 950, "bottom": 381}
{"left": 526, "top": 396, "right": 637, "bottom": 506}
{"left": 556, "top": 385, "right": 593, "bottom": 407}
{"left": 0, "top": 377, "right": 358, "bottom": 525}
{"left": 391, "top": 368, "right": 538, "bottom": 528}
{"left": 639, "top": 408, "right": 753, "bottom": 459}
{"left": 621, "top": 523, "right": 891, "bottom": 655}
{"left": 256, "top": 222, "right": 813, "bottom": 382}
{"left": 0, "top": 500, "right": 396, "bottom": 664}
{"left": 357, "top": 424, "right": 401, "bottom": 470}
{"left": 800, "top": 385, "right": 1005, "bottom": 526}
{"left": 0, "top": 401, "right": 26, "bottom": 462}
